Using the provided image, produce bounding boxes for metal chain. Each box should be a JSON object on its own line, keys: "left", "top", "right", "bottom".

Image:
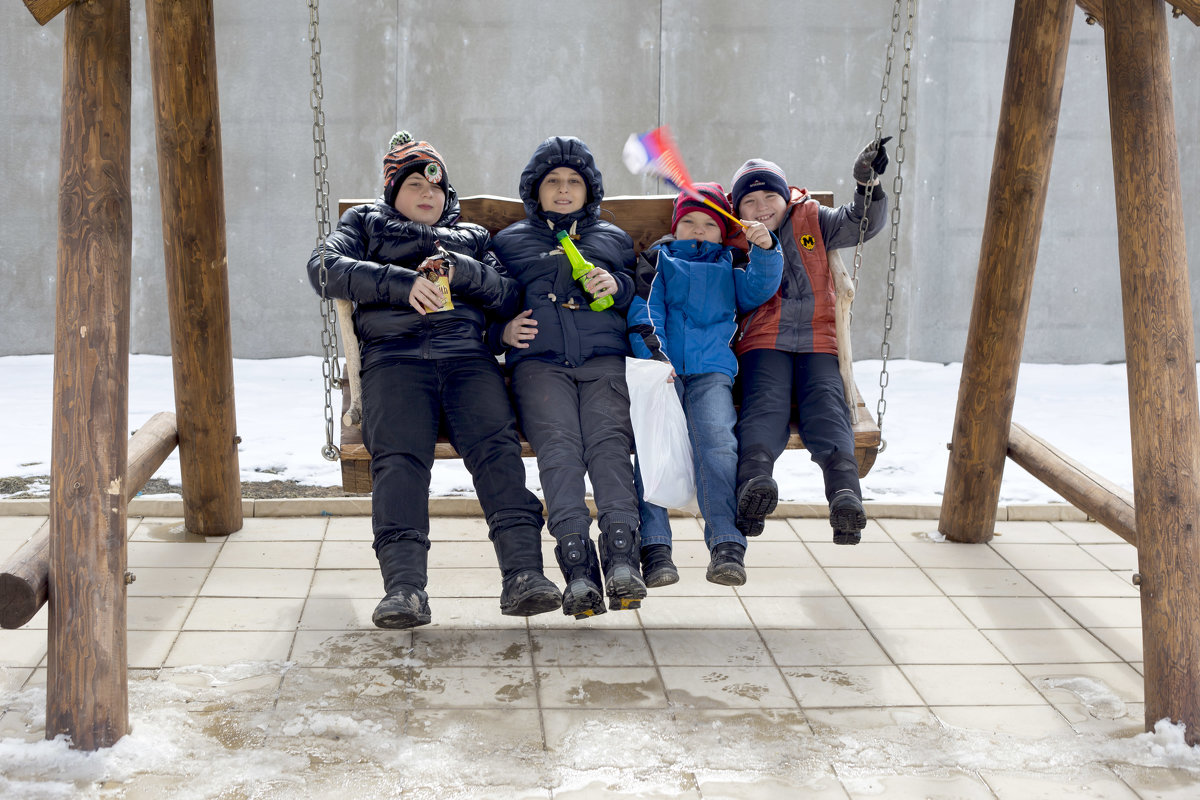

{"left": 847, "top": 0, "right": 913, "bottom": 451}
{"left": 309, "top": 0, "right": 341, "bottom": 462}
{"left": 875, "top": 0, "right": 915, "bottom": 443}
{"left": 849, "top": 0, "right": 901, "bottom": 309}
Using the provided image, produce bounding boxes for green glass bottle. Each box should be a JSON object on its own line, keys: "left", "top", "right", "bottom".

{"left": 556, "top": 230, "right": 614, "bottom": 311}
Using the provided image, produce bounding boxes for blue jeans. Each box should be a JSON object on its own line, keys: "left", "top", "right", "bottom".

{"left": 637, "top": 372, "right": 744, "bottom": 551}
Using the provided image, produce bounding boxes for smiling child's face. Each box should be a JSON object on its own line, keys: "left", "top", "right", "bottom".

{"left": 538, "top": 167, "right": 587, "bottom": 215}
{"left": 737, "top": 190, "right": 788, "bottom": 233}
{"left": 393, "top": 172, "right": 445, "bottom": 224}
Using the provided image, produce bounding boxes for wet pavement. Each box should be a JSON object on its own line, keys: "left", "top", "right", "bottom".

{"left": 2, "top": 500, "right": 1198, "bottom": 798}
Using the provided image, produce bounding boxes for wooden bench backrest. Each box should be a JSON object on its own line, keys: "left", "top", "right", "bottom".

{"left": 337, "top": 192, "right": 836, "bottom": 256}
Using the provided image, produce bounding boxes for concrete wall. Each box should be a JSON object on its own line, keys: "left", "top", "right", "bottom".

{"left": 1, "top": 1, "right": 1197, "bottom": 363}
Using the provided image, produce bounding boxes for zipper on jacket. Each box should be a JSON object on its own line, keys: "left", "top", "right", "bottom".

{"left": 421, "top": 313, "right": 433, "bottom": 359}
{"left": 737, "top": 308, "right": 760, "bottom": 342}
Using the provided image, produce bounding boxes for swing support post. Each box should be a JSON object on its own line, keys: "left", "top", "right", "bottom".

{"left": 1104, "top": 0, "right": 1200, "bottom": 743}
{"left": 46, "top": 0, "right": 132, "bottom": 750}
{"left": 938, "top": 0, "right": 1074, "bottom": 543}
{"left": 145, "top": 0, "right": 242, "bottom": 536}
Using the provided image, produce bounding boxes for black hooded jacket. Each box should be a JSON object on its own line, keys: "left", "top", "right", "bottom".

{"left": 306, "top": 186, "right": 521, "bottom": 364}
{"left": 491, "top": 136, "right": 636, "bottom": 369}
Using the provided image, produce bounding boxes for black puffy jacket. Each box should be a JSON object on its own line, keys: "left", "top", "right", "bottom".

{"left": 307, "top": 188, "right": 522, "bottom": 363}
{"left": 491, "top": 136, "right": 635, "bottom": 369}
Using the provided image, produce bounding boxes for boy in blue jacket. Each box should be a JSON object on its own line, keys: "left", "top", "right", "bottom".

{"left": 306, "top": 132, "right": 561, "bottom": 629}
{"left": 493, "top": 136, "right": 644, "bottom": 619}
{"left": 627, "top": 183, "right": 782, "bottom": 586}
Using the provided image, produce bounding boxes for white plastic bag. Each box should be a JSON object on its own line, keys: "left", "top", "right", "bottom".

{"left": 625, "top": 357, "right": 696, "bottom": 509}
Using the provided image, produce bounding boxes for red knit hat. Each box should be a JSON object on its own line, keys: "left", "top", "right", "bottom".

{"left": 671, "top": 182, "right": 733, "bottom": 239}
{"left": 382, "top": 131, "right": 448, "bottom": 206}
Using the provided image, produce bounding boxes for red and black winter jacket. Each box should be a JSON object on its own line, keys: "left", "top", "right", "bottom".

{"left": 731, "top": 185, "right": 887, "bottom": 357}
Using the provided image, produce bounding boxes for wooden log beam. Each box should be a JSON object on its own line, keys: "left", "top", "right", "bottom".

{"left": 1007, "top": 422, "right": 1136, "bottom": 545}
{"left": 22, "top": 0, "right": 76, "bottom": 25}
{"left": 47, "top": 0, "right": 132, "bottom": 751}
{"left": 0, "top": 534, "right": 48, "bottom": 631}
{"left": 1, "top": 412, "right": 178, "bottom": 630}
{"left": 126, "top": 412, "right": 181, "bottom": 492}
{"left": 146, "top": 0, "right": 242, "bottom": 536}
{"left": 1077, "top": 0, "right": 1200, "bottom": 27}
{"left": 1104, "top": 0, "right": 1200, "bottom": 745}
{"left": 939, "top": 0, "right": 1075, "bottom": 543}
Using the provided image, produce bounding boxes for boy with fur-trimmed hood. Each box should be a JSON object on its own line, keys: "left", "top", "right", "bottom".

{"left": 492, "top": 135, "right": 643, "bottom": 619}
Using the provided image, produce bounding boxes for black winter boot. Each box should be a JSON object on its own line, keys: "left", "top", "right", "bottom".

{"left": 493, "top": 526, "right": 562, "bottom": 617}
{"left": 598, "top": 523, "right": 647, "bottom": 611}
{"left": 372, "top": 538, "right": 432, "bottom": 629}
{"left": 554, "top": 533, "right": 607, "bottom": 619}
{"left": 706, "top": 542, "right": 747, "bottom": 586}
{"left": 640, "top": 544, "right": 679, "bottom": 588}
{"left": 735, "top": 475, "right": 778, "bottom": 537}
{"left": 829, "top": 489, "right": 867, "bottom": 545}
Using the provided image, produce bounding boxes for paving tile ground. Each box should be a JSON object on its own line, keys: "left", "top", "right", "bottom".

{"left": 1, "top": 504, "right": 1199, "bottom": 798}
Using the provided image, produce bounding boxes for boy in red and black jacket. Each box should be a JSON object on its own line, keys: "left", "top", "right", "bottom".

{"left": 729, "top": 139, "right": 890, "bottom": 545}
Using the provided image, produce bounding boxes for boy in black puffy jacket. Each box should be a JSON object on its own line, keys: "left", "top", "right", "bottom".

{"left": 306, "top": 132, "right": 561, "bottom": 629}
{"left": 492, "top": 136, "right": 645, "bottom": 619}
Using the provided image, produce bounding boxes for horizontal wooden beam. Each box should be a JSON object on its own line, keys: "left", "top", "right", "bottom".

{"left": 1076, "top": 0, "right": 1200, "bottom": 27}
{"left": 0, "top": 412, "right": 177, "bottom": 630}
{"left": 1006, "top": 421, "right": 1136, "bottom": 545}
{"left": 126, "top": 412, "right": 181, "bottom": 495}
{"left": 23, "top": 0, "right": 75, "bottom": 26}
{"left": 0, "top": 533, "right": 48, "bottom": 630}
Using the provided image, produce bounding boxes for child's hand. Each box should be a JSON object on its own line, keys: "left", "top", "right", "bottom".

{"left": 584, "top": 268, "right": 617, "bottom": 298}
{"left": 743, "top": 220, "right": 773, "bottom": 250}
{"left": 407, "top": 275, "right": 445, "bottom": 315}
{"left": 503, "top": 309, "right": 538, "bottom": 348}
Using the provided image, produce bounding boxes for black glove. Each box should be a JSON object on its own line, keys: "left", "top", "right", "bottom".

{"left": 853, "top": 136, "right": 893, "bottom": 183}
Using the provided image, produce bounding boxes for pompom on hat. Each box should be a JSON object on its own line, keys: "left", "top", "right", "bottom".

{"left": 671, "top": 182, "right": 733, "bottom": 239}
{"left": 730, "top": 159, "right": 790, "bottom": 212}
{"left": 382, "top": 131, "right": 449, "bottom": 206}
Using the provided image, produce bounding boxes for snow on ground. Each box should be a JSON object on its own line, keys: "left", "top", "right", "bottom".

{"left": 0, "top": 355, "right": 1137, "bottom": 505}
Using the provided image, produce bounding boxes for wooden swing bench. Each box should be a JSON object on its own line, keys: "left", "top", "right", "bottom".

{"left": 334, "top": 193, "right": 880, "bottom": 494}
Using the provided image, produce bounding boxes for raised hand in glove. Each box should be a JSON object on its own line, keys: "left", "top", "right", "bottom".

{"left": 853, "top": 135, "right": 893, "bottom": 185}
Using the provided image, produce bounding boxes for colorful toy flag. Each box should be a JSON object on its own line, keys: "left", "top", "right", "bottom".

{"left": 622, "top": 125, "right": 744, "bottom": 230}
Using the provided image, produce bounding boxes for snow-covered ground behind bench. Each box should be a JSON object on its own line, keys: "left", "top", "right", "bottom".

{"left": 0, "top": 355, "right": 1138, "bottom": 505}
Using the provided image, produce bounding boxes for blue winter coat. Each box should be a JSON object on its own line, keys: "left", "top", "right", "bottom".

{"left": 627, "top": 236, "right": 783, "bottom": 379}
{"left": 491, "top": 136, "right": 636, "bottom": 369}
{"left": 307, "top": 189, "right": 522, "bottom": 364}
